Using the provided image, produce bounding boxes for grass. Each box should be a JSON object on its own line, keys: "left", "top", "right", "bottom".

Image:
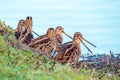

{"left": 0, "top": 20, "right": 120, "bottom": 80}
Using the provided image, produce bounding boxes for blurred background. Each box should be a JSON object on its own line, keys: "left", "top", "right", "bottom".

{"left": 0, "top": 0, "right": 120, "bottom": 54}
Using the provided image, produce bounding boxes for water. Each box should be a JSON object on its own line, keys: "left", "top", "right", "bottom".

{"left": 0, "top": 0, "right": 120, "bottom": 54}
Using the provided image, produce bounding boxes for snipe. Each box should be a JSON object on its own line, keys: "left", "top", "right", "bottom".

{"left": 28, "top": 28, "right": 55, "bottom": 57}
{"left": 15, "top": 19, "right": 26, "bottom": 39}
{"left": 54, "top": 26, "right": 72, "bottom": 56}
{"left": 21, "top": 16, "right": 33, "bottom": 44}
{"left": 55, "top": 32, "right": 96, "bottom": 63}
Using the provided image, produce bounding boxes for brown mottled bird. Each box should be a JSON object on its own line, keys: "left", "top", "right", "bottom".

{"left": 55, "top": 32, "right": 96, "bottom": 63}
{"left": 28, "top": 28, "right": 55, "bottom": 57}
{"left": 25, "top": 16, "right": 33, "bottom": 34}
{"left": 15, "top": 19, "right": 26, "bottom": 39}
{"left": 54, "top": 26, "right": 73, "bottom": 55}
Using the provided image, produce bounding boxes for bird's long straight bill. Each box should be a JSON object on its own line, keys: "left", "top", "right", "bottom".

{"left": 63, "top": 32, "right": 73, "bottom": 39}
{"left": 79, "top": 38, "right": 93, "bottom": 54}
{"left": 32, "top": 31, "right": 40, "bottom": 37}
{"left": 82, "top": 37, "right": 97, "bottom": 48}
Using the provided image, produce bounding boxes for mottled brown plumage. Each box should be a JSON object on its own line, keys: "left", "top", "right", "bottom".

{"left": 15, "top": 19, "right": 26, "bottom": 39}
{"left": 54, "top": 26, "right": 72, "bottom": 54}
{"left": 28, "top": 28, "right": 55, "bottom": 57}
{"left": 55, "top": 32, "right": 82, "bottom": 63}
{"left": 21, "top": 16, "right": 33, "bottom": 44}
{"left": 55, "top": 32, "right": 96, "bottom": 63}
{"left": 25, "top": 16, "right": 33, "bottom": 34}
{"left": 15, "top": 16, "right": 33, "bottom": 45}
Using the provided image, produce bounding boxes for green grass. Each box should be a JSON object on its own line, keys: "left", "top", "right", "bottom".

{"left": 0, "top": 20, "right": 120, "bottom": 80}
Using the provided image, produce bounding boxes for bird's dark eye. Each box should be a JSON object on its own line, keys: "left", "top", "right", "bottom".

{"left": 23, "top": 22, "right": 25, "bottom": 24}
{"left": 59, "top": 28, "right": 63, "bottom": 31}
